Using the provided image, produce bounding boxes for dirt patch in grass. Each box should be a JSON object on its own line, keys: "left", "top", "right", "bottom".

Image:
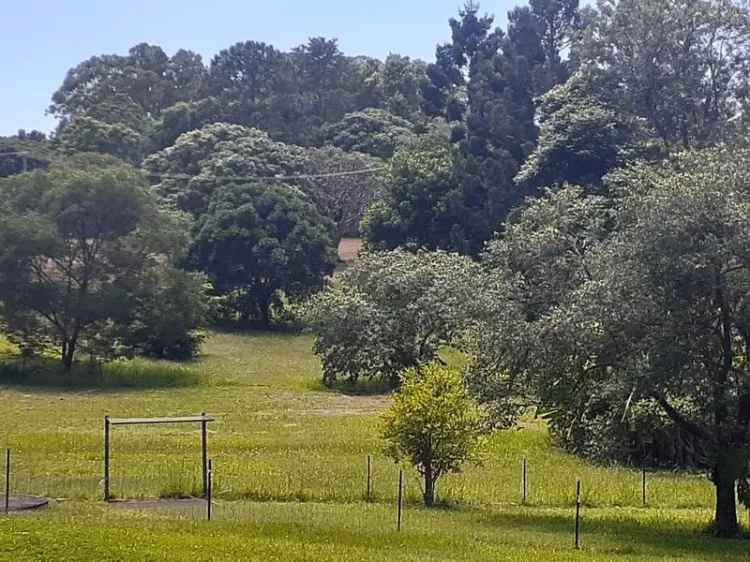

{"left": 338, "top": 238, "right": 363, "bottom": 264}
{"left": 256, "top": 392, "right": 391, "bottom": 418}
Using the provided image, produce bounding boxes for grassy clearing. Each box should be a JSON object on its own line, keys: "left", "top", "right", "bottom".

{"left": 2, "top": 501, "right": 749, "bottom": 562}
{"left": 0, "top": 330, "right": 741, "bottom": 560}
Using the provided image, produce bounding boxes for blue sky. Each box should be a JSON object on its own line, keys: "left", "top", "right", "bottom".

{"left": 1, "top": 0, "right": 561, "bottom": 136}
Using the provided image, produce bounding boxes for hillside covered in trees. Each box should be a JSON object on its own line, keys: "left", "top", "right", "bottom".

{"left": 4, "top": 0, "right": 750, "bottom": 542}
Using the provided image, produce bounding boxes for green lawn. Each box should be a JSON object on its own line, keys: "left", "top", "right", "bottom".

{"left": 0, "top": 331, "right": 746, "bottom": 561}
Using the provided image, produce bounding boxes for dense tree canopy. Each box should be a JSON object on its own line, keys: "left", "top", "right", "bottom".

{"left": 516, "top": 70, "right": 662, "bottom": 190}
{"left": 362, "top": 132, "right": 493, "bottom": 255}
{"left": 577, "top": 0, "right": 750, "bottom": 148}
{"left": 144, "top": 123, "right": 308, "bottom": 217}
{"left": 190, "top": 181, "right": 337, "bottom": 326}
{"left": 322, "top": 109, "right": 416, "bottom": 159}
{"left": 473, "top": 148, "right": 750, "bottom": 536}
{"left": 0, "top": 155, "right": 205, "bottom": 370}
{"left": 302, "top": 250, "right": 480, "bottom": 386}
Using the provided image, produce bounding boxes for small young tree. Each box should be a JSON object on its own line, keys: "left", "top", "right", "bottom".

{"left": 381, "top": 363, "right": 487, "bottom": 507}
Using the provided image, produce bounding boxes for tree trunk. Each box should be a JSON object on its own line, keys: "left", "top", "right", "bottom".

{"left": 713, "top": 457, "right": 739, "bottom": 537}
{"left": 62, "top": 343, "right": 75, "bottom": 372}
{"left": 424, "top": 464, "right": 435, "bottom": 507}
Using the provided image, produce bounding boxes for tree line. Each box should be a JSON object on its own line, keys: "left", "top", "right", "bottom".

{"left": 304, "top": 0, "right": 750, "bottom": 538}
{"left": 2, "top": 0, "right": 750, "bottom": 538}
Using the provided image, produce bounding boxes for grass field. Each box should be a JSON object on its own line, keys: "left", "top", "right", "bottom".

{"left": 0, "top": 331, "right": 748, "bottom": 561}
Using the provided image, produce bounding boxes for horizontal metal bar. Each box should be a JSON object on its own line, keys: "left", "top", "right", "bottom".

{"left": 108, "top": 416, "right": 214, "bottom": 426}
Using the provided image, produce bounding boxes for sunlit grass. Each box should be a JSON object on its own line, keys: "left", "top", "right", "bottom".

{"left": 0, "top": 330, "right": 739, "bottom": 560}
{"left": 2, "top": 500, "right": 749, "bottom": 562}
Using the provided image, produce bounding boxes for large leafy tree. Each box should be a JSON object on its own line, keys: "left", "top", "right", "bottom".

{"left": 292, "top": 37, "right": 355, "bottom": 133}
{"left": 516, "top": 70, "right": 661, "bottom": 190}
{"left": 577, "top": 0, "right": 750, "bottom": 148}
{"left": 302, "top": 249, "right": 480, "bottom": 386}
{"left": 50, "top": 43, "right": 206, "bottom": 122}
{"left": 209, "top": 41, "right": 293, "bottom": 133}
{"left": 56, "top": 115, "right": 145, "bottom": 164}
{"left": 380, "top": 54, "right": 428, "bottom": 120}
{"left": 321, "top": 108, "right": 415, "bottom": 159}
{"left": 144, "top": 123, "right": 308, "bottom": 218}
{"left": 413, "top": 1, "right": 581, "bottom": 256}
{"left": 0, "top": 155, "right": 201, "bottom": 370}
{"left": 50, "top": 44, "right": 209, "bottom": 164}
{"left": 191, "top": 182, "right": 337, "bottom": 327}
{"left": 362, "top": 132, "right": 492, "bottom": 255}
{"left": 475, "top": 148, "right": 750, "bottom": 537}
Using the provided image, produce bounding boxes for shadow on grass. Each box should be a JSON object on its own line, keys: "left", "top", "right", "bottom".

{"left": 467, "top": 505, "right": 750, "bottom": 557}
{"left": 307, "top": 377, "right": 395, "bottom": 397}
{"left": 0, "top": 355, "right": 205, "bottom": 390}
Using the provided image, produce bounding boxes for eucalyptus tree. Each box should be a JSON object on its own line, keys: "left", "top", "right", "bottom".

{"left": 475, "top": 148, "right": 750, "bottom": 536}
{"left": 577, "top": 0, "right": 750, "bottom": 148}
{"left": 0, "top": 155, "right": 202, "bottom": 370}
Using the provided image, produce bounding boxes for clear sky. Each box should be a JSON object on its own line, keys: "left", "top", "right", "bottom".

{"left": 0, "top": 0, "right": 562, "bottom": 136}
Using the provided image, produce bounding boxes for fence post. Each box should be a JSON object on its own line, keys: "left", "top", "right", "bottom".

{"left": 397, "top": 469, "right": 404, "bottom": 531}
{"left": 207, "top": 459, "right": 213, "bottom": 521}
{"left": 4, "top": 449, "right": 10, "bottom": 513}
{"left": 201, "top": 412, "right": 208, "bottom": 499}
{"left": 104, "top": 416, "right": 111, "bottom": 502}
{"left": 522, "top": 456, "right": 528, "bottom": 505}
{"left": 574, "top": 480, "right": 582, "bottom": 549}
{"left": 642, "top": 463, "right": 647, "bottom": 506}
{"left": 366, "top": 455, "right": 373, "bottom": 502}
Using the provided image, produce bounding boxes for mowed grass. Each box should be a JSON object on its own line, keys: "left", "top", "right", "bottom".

{"left": 0, "top": 331, "right": 745, "bottom": 561}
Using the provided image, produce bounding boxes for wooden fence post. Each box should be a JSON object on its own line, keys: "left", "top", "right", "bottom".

{"left": 207, "top": 459, "right": 213, "bottom": 521}
{"left": 366, "top": 455, "right": 373, "bottom": 502}
{"left": 4, "top": 449, "right": 10, "bottom": 513}
{"left": 201, "top": 412, "right": 208, "bottom": 499}
{"left": 397, "top": 469, "right": 404, "bottom": 531}
{"left": 104, "top": 416, "right": 111, "bottom": 502}
{"left": 522, "top": 457, "right": 528, "bottom": 505}
{"left": 574, "top": 480, "right": 582, "bottom": 549}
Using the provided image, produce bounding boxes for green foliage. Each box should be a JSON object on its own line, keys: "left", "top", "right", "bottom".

{"left": 147, "top": 97, "right": 222, "bottom": 152}
{"left": 516, "top": 71, "right": 663, "bottom": 190}
{"left": 382, "top": 363, "right": 487, "bottom": 506}
{"left": 0, "top": 134, "right": 53, "bottom": 177}
{"left": 118, "top": 267, "right": 209, "bottom": 360}
{"left": 56, "top": 115, "right": 145, "bottom": 164}
{"left": 380, "top": 54, "right": 428, "bottom": 119}
{"left": 50, "top": 43, "right": 207, "bottom": 124}
{"left": 362, "top": 133, "right": 490, "bottom": 254}
{"left": 322, "top": 108, "right": 415, "bottom": 159}
{"left": 576, "top": 0, "right": 750, "bottom": 148}
{"left": 302, "top": 249, "right": 480, "bottom": 386}
{"left": 191, "top": 182, "right": 337, "bottom": 327}
{"left": 0, "top": 356, "right": 203, "bottom": 389}
{"left": 0, "top": 155, "right": 203, "bottom": 371}
{"left": 144, "top": 123, "right": 308, "bottom": 217}
{"left": 474, "top": 147, "right": 750, "bottom": 536}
